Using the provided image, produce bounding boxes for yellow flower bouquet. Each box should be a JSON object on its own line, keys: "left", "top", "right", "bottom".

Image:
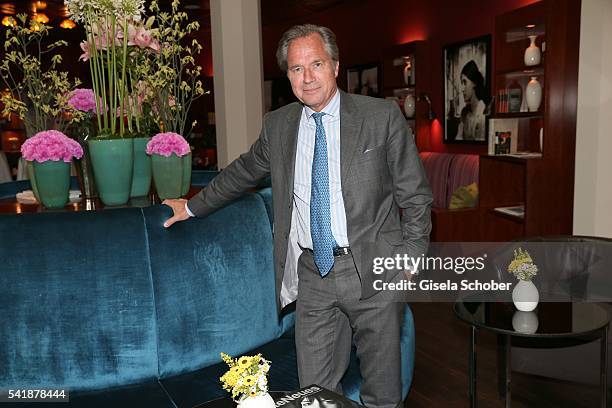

{"left": 507, "top": 248, "right": 538, "bottom": 281}
{"left": 220, "top": 353, "right": 272, "bottom": 404}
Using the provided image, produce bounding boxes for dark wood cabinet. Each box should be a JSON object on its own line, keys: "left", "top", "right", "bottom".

{"left": 382, "top": 40, "right": 430, "bottom": 150}
{"left": 480, "top": 0, "right": 581, "bottom": 241}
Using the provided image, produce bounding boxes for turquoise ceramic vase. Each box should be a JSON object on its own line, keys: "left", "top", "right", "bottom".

{"left": 181, "top": 152, "right": 192, "bottom": 196}
{"left": 28, "top": 160, "right": 71, "bottom": 209}
{"left": 131, "top": 137, "right": 152, "bottom": 198}
{"left": 88, "top": 138, "right": 134, "bottom": 206}
{"left": 26, "top": 161, "right": 41, "bottom": 202}
{"left": 151, "top": 154, "right": 188, "bottom": 200}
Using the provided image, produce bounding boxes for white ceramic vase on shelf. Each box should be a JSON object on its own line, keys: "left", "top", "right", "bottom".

{"left": 526, "top": 76, "right": 542, "bottom": 112}
{"left": 524, "top": 35, "right": 541, "bottom": 66}
{"left": 512, "top": 279, "right": 539, "bottom": 312}
{"left": 237, "top": 393, "right": 275, "bottom": 408}
{"left": 403, "top": 94, "right": 416, "bottom": 118}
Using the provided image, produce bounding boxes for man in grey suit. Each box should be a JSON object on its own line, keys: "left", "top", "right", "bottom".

{"left": 164, "top": 24, "right": 432, "bottom": 408}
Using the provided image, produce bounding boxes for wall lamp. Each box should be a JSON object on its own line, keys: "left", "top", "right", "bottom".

{"left": 418, "top": 93, "right": 436, "bottom": 121}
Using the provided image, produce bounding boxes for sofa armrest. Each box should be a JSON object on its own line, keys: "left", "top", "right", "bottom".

{"left": 431, "top": 207, "right": 481, "bottom": 242}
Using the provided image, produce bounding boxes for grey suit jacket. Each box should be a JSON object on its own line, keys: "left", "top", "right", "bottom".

{"left": 188, "top": 90, "right": 432, "bottom": 311}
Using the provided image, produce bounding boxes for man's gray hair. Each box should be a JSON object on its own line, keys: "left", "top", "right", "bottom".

{"left": 276, "top": 24, "right": 339, "bottom": 72}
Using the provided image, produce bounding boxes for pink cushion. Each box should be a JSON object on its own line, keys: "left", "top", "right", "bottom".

{"left": 419, "top": 152, "right": 453, "bottom": 208}
{"left": 447, "top": 154, "right": 480, "bottom": 207}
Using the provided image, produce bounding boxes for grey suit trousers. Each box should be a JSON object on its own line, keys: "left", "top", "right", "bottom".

{"left": 295, "top": 250, "right": 405, "bottom": 408}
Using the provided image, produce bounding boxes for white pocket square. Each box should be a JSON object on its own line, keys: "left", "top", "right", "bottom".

{"left": 363, "top": 146, "right": 383, "bottom": 154}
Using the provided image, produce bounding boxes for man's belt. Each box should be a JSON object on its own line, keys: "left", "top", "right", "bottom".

{"left": 302, "top": 246, "right": 352, "bottom": 257}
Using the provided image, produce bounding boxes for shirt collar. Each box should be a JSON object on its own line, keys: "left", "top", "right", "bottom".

{"left": 304, "top": 88, "right": 340, "bottom": 121}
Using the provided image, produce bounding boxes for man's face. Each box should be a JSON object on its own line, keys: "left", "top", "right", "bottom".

{"left": 286, "top": 33, "right": 339, "bottom": 112}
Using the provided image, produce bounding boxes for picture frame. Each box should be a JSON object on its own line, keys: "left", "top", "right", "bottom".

{"left": 443, "top": 35, "right": 491, "bottom": 143}
{"left": 346, "top": 63, "right": 380, "bottom": 97}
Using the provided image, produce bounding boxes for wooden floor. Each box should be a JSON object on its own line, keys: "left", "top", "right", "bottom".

{"left": 404, "top": 303, "right": 609, "bottom": 407}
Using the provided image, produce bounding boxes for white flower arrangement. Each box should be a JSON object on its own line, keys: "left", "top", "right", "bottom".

{"left": 65, "top": 0, "right": 145, "bottom": 22}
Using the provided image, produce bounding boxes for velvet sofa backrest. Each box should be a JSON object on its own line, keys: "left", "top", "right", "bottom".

{"left": 143, "top": 193, "right": 280, "bottom": 378}
{"left": 418, "top": 152, "right": 453, "bottom": 208}
{"left": 0, "top": 193, "right": 282, "bottom": 391}
{"left": 446, "top": 154, "right": 480, "bottom": 206}
{"left": 0, "top": 209, "right": 159, "bottom": 391}
{"left": 418, "top": 152, "right": 480, "bottom": 209}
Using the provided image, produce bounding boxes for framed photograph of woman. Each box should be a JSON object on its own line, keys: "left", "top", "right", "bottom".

{"left": 443, "top": 35, "right": 491, "bottom": 143}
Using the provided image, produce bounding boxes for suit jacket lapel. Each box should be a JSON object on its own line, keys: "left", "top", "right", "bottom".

{"left": 282, "top": 103, "right": 302, "bottom": 193}
{"left": 339, "top": 91, "right": 364, "bottom": 185}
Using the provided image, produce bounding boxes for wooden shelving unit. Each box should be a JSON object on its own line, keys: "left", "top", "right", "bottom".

{"left": 480, "top": 0, "right": 581, "bottom": 241}
{"left": 381, "top": 41, "right": 429, "bottom": 150}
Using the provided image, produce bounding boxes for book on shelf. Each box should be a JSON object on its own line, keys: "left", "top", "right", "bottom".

{"left": 493, "top": 205, "right": 525, "bottom": 219}
{"left": 507, "top": 82, "right": 522, "bottom": 113}
{"left": 488, "top": 118, "right": 518, "bottom": 155}
{"left": 504, "top": 152, "right": 542, "bottom": 158}
{"left": 496, "top": 89, "right": 509, "bottom": 113}
{"left": 275, "top": 385, "right": 363, "bottom": 408}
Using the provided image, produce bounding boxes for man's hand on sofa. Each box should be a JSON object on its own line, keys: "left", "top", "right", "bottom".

{"left": 163, "top": 199, "right": 192, "bottom": 228}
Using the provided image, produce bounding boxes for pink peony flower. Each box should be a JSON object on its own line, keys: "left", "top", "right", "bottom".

{"left": 21, "top": 130, "right": 84, "bottom": 163}
{"left": 146, "top": 132, "right": 190, "bottom": 157}
{"left": 68, "top": 88, "right": 98, "bottom": 113}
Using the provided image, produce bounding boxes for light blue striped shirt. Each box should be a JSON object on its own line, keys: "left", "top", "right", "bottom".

{"left": 293, "top": 89, "right": 349, "bottom": 249}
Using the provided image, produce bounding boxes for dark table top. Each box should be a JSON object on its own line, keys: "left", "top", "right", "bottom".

{"left": 0, "top": 188, "right": 200, "bottom": 214}
{"left": 454, "top": 301, "right": 610, "bottom": 338}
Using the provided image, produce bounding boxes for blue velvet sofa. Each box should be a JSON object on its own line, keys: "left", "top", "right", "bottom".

{"left": 0, "top": 187, "right": 415, "bottom": 407}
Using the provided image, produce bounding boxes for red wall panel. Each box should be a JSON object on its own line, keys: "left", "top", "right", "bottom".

{"left": 261, "top": 0, "right": 540, "bottom": 154}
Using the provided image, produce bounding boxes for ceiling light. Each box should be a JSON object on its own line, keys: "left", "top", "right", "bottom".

{"left": 1, "top": 15, "right": 15, "bottom": 27}
{"left": 33, "top": 12, "right": 48, "bottom": 24}
{"left": 35, "top": 1, "right": 47, "bottom": 10}
{"left": 0, "top": 3, "right": 15, "bottom": 15}
{"left": 525, "top": 24, "right": 536, "bottom": 29}
{"left": 59, "top": 19, "right": 75, "bottom": 29}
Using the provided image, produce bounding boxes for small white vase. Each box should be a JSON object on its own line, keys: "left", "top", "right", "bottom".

{"left": 512, "top": 311, "right": 539, "bottom": 334}
{"left": 238, "top": 393, "right": 275, "bottom": 408}
{"left": 403, "top": 94, "right": 416, "bottom": 118}
{"left": 526, "top": 76, "right": 542, "bottom": 112}
{"left": 524, "top": 35, "right": 541, "bottom": 66}
{"left": 512, "top": 279, "right": 539, "bottom": 312}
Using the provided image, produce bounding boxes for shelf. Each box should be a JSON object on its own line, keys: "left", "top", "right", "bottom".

{"left": 492, "top": 204, "right": 525, "bottom": 219}
{"left": 492, "top": 112, "right": 543, "bottom": 119}
{"left": 489, "top": 207, "right": 525, "bottom": 223}
{"left": 496, "top": 65, "right": 544, "bottom": 78}
{"left": 481, "top": 154, "right": 542, "bottom": 164}
{"left": 505, "top": 25, "right": 546, "bottom": 43}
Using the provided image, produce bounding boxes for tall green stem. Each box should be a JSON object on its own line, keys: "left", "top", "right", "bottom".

{"left": 119, "top": 17, "right": 129, "bottom": 137}
{"left": 85, "top": 18, "right": 102, "bottom": 133}
{"left": 110, "top": 15, "right": 117, "bottom": 136}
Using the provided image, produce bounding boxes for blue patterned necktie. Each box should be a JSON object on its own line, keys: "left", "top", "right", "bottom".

{"left": 310, "top": 112, "right": 336, "bottom": 277}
